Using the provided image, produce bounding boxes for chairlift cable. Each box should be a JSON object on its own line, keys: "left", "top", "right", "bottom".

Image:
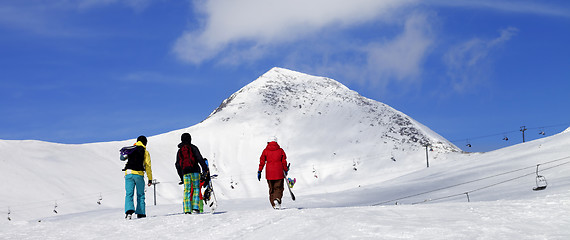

{"left": 449, "top": 121, "right": 570, "bottom": 143}
{"left": 373, "top": 156, "right": 570, "bottom": 206}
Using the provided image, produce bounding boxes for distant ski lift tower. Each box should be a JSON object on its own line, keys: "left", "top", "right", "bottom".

{"left": 152, "top": 179, "right": 159, "bottom": 206}
{"left": 520, "top": 126, "right": 528, "bottom": 142}
{"left": 424, "top": 144, "right": 432, "bottom": 168}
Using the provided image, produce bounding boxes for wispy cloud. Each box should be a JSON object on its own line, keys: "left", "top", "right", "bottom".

{"left": 120, "top": 71, "right": 197, "bottom": 85}
{"left": 172, "top": 0, "right": 416, "bottom": 64}
{"left": 173, "top": 0, "right": 568, "bottom": 93}
{"left": 426, "top": 0, "right": 570, "bottom": 18}
{"left": 0, "top": 0, "right": 153, "bottom": 36}
{"left": 286, "top": 12, "right": 436, "bottom": 92}
{"left": 0, "top": 3, "right": 71, "bottom": 37}
{"left": 443, "top": 27, "right": 518, "bottom": 93}
{"left": 363, "top": 13, "right": 435, "bottom": 83}
{"left": 77, "top": 0, "right": 153, "bottom": 12}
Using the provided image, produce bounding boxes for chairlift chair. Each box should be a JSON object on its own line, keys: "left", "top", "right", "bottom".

{"left": 533, "top": 164, "right": 547, "bottom": 191}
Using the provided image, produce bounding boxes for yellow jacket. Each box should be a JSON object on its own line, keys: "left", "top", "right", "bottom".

{"left": 125, "top": 141, "right": 153, "bottom": 181}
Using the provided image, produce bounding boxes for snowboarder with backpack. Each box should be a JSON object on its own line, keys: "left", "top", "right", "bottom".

{"left": 175, "top": 133, "right": 209, "bottom": 214}
{"left": 258, "top": 136, "right": 288, "bottom": 209}
{"left": 121, "top": 135, "right": 153, "bottom": 219}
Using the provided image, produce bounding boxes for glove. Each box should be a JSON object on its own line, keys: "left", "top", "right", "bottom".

{"left": 147, "top": 180, "right": 153, "bottom": 186}
{"left": 257, "top": 171, "right": 262, "bottom": 181}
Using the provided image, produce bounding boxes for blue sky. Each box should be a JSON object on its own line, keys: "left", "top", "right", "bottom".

{"left": 1, "top": 0, "right": 569, "bottom": 152}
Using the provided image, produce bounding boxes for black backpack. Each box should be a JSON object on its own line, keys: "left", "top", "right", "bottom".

{"left": 120, "top": 145, "right": 145, "bottom": 171}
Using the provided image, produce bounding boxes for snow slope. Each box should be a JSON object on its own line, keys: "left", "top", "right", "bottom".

{"left": 0, "top": 67, "right": 460, "bottom": 220}
{"left": 1, "top": 67, "right": 570, "bottom": 239}
{"left": 2, "top": 129, "right": 570, "bottom": 239}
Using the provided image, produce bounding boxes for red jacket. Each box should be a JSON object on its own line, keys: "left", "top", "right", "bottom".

{"left": 258, "top": 142, "right": 288, "bottom": 180}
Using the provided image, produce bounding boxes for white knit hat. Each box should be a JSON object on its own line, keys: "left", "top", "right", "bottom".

{"left": 267, "top": 136, "right": 278, "bottom": 143}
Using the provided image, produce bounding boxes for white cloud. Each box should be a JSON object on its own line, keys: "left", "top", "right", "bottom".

{"left": 173, "top": 0, "right": 569, "bottom": 83}
{"left": 282, "top": 12, "right": 436, "bottom": 92}
{"left": 172, "top": 1, "right": 435, "bottom": 93}
{"left": 364, "top": 13, "right": 435, "bottom": 83}
{"left": 172, "top": 0, "right": 569, "bottom": 95}
{"left": 173, "top": 0, "right": 416, "bottom": 64}
{"left": 444, "top": 27, "right": 518, "bottom": 92}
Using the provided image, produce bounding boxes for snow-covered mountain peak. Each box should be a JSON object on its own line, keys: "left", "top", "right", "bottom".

{"left": 207, "top": 67, "right": 458, "bottom": 153}
{"left": 208, "top": 67, "right": 348, "bottom": 117}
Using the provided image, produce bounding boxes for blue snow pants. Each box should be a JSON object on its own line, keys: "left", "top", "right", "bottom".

{"left": 125, "top": 174, "right": 146, "bottom": 215}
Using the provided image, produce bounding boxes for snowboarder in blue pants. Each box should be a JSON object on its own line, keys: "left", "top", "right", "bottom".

{"left": 123, "top": 135, "right": 153, "bottom": 219}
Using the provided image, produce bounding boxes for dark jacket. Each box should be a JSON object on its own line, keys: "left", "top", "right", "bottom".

{"left": 175, "top": 142, "right": 208, "bottom": 180}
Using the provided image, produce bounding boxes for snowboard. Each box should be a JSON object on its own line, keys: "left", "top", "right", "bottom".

{"left": 202, "top": 174, "right": 218, "bottom": 213}
{"left": 202, "top": 159, "right": 218, "bottom": 213}
{"left": 119, "top": 145, "right": 137, "bottom": 161}
{"left": 284, "top": 163, "right": 296, "bottom": 201}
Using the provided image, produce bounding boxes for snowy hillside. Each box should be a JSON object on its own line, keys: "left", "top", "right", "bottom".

{"left": 1, "top": 67, "right": 460, "bottom": 221}
{"left": 2, "top": 128, "right": 570, "bottom": 239}
{"left": 164, "top": 67, "right": 461, "bottom": 198}
{"left": 1, "top": 67, "right": 570, "bottom": 239}
{"left": 0, "top": 129, "right": 570, "bottom": 240}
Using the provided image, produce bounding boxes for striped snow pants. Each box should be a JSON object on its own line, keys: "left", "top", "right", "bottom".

{"left": 183, "top": 173, "right": 203, "bottom": 213}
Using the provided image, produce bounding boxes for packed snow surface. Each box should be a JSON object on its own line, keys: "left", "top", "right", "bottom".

{"left": 1, "top": 68, "right": 569, "bottom": 239}
{"left": 2, "top": 193, "right": 569, "bottom": 240}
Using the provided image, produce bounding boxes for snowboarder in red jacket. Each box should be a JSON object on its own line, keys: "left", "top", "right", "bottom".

{"left": 258, "top": 136, "right": 288, "bottom": 209}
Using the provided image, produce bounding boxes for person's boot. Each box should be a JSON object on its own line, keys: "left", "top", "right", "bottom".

{"left": 125, "top": 210, "right": 135, "bottom": 220}
{"left": 273, "top": 199, "right": 281, "bottom": 210}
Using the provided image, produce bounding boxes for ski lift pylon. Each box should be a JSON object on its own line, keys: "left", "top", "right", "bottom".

{"left": 97, "top": 193, "right": 103, "bottom": 205}
{"left": 533, "top": 164, "right": 547, "bottom": 191}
